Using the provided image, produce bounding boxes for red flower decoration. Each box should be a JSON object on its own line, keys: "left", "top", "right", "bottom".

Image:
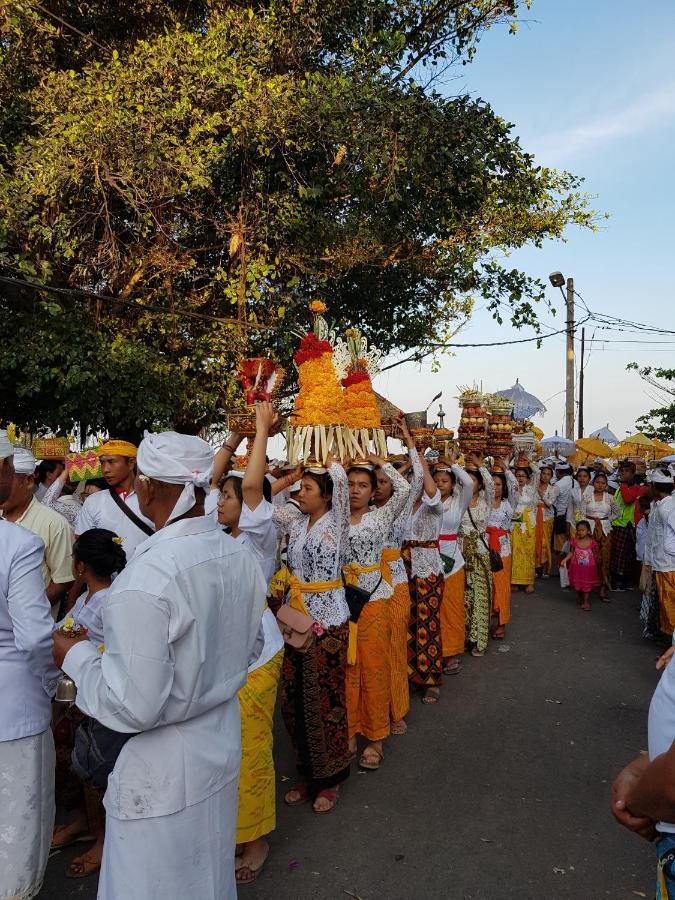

{"left": 341, "top": 370, "right": 370, "bottom": 387}
{"left": 294, "top": 333, "right": 333, "bottom": 366}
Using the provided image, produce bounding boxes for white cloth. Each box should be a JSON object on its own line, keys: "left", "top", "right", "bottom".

{"left": 0, "top": 729, "right": 55, "bottom": 900}
{"left": 229, "top": 499, "right": 284, "bottom": 673}
{"left": 644, "top": 495, "right": 675, "bottom": 572}
{"left": 459, "top": 468, "right": 495, "bottom": 557}
{"left": 579, "top": 486, "right": 620, "bottom": 537}
{"left": 348, "top": 463, "right": 410, "bottom": 602}
{"left": 438, "top": 465, "right": 474, "bottom": 572}
{"left": 273, "top": 463, "right": 351, "bottom": 628}
{"left": 62, "top": 515, "right": 266, "bottom": 822}
{"left": 136, "top": 431, "right": 213, "bottom": 524}
{"left": 55, "top": 587, "right": 109, "bottom": 648}
{"left": 554, "top": 474, "right": 573, "bottom": 517}
{"left": 99, "top": 777, "right": 237, "bottom": 900}
{"left": 41, "top": 478, "right": 81, "bottom": 528}
{"left": 636, "top": 517, "right": 648, "bottom": 563}
{"left": 404, "top": 485, "right": 444, "bottom": 579}
{"left": 648, "top": 656, "right": 675, "bottom": 832}
{"left": 13, "top": 448, "right": 37, "bottom": 475}
{"left": 0, "top": 428, "right": 13, "bottom": 459}
{"left": 0, "top": 520, "right": 59, "bottom": 741}
{"left": 536, "top": 483, "right": 558, "bottom": 521}
{"left": 487, "top": 500, "right": 514, "bottom": 557}
{"left": 666, "top": 505, "right": 675, "bottom": 558}
{"left": 75, "top": 489, "right": 153, "bottom": 558}
{"left": 384, "top": 448, "right": 424, "bottom": 586}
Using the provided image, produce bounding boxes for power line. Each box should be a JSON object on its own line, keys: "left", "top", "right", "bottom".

{"left": 29, "top": 0, "right": 109, "bottom": 52}
{"left": 0, "top": 273, "right": 276, "bottom": 332}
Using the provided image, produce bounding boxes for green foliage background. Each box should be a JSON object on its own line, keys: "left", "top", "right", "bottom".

{"left": 0, "top": 0, "right": 595, "bottom": 439}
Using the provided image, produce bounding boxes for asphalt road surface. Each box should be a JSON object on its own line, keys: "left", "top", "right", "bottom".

{"left": 42, "top": 580, "right": 658, "bottom": 900}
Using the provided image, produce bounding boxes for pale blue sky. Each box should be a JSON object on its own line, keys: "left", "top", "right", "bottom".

{"left": 374, "top": 0, "right": 675, "bottom": 440}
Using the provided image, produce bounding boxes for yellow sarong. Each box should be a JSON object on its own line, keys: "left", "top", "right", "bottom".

{"left": 511, "top": 510, "right": 536, "bottom": 586}
{"left": 657, "top": 571, "right": 675, "bottom": 636}
{"left": 236, "top": 650, "right": 283, "bottom": 844}
{"left": 343, "top": 560, "right": 387, "bottom": 665}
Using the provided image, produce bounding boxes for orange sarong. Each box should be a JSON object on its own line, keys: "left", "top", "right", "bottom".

{"left": 535, "top": 506, "right": 553, "bottom": 572}
{"left": 492, "top": 556, "right": 512, "bottom": 626}
{"left": 345, "top": 599, "right": 391, "bottom": 741}
{"left": 388, "top": 581, "right": 411, "bottom": 722}
{"left": 440, "top": 567, "right": 466, "bottom": 658}
{"left": 657, "top": 571, "right": 675, "bottom": 636}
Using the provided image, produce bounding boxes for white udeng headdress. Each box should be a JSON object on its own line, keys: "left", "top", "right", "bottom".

{"left": 0, "top": 429, "right": 14, "bottom": 460}
{"left": 137, "top": 431, "right": 214, "bottom": 525}
{"left": 13, "top": 447, "right": 37, "bottom": 474}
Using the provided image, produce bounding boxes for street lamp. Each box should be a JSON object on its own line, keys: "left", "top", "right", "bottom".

{"left": 549, "top": 271, "right": 576, "bottom": 440}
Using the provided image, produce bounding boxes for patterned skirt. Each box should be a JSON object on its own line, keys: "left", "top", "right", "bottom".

{"left": 280, "top": 622, "right": 351, "bottom": 797}
{"left": 610, "top": 524, "right": 636, "bottom": 577}
{"left": 463, "top": 532, "right": 492, "bottom": 653}
{"left": 592, "top": 522, "right": 612, "bottom": 591}
{"left": 402, "top": 543, "right": 444, "bottom": 687}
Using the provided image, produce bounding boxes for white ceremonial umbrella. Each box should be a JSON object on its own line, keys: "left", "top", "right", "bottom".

{"left": 590, "top": 424, "right": 619, "bottom": 446}
{"left": 495, "top": 379, "right": 547, "bottom": 420}
{"left": 540, "top": 433, "right": 576, "bottom": 457}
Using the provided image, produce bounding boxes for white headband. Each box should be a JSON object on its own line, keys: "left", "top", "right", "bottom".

{"left": 137, "top": 431, "right": 214, "bottom": 525}
{"left": 13, "top": 447, "right": 37, "bottom": 475}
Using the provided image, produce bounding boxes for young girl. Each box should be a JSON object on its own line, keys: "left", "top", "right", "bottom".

{"left": 51, "top": 528, "right": 126, "bottom": 879}
{"left": 560, "top": 520, "right": 600, "bottom": 611}
{"left": 487, "top": 471, "right": 513, "bottom": 640}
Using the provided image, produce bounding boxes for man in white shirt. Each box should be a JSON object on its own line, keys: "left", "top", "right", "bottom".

{"left": 645, "top": 470, "right": 675, "bottom": 636}
{"left": 0, "top": 431, "right": 59, "bottom": 900}
{"left": 75, "top": 439, "right": 154, "bottom": 558}
{"left": 53, "top": 431, "right": 266, "bottom": 900}
{"left": 1, "top": 447, "right": 74, "bottom": 616}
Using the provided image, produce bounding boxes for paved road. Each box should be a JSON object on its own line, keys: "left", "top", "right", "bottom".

{"left": 43, "top": 581, "right": 658, "bottom": 899}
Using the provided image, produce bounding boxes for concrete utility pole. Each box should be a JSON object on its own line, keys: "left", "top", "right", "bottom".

{"left": 578, "top": 327, "right": 585, "bottom": 439}
{"left": 565, "top": 276, "right": 575, "bottom": 441}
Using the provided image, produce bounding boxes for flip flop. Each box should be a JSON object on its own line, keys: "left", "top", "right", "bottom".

{"left": 236, "top": 845, "right": 270, "bottom": 886}
{"left": 390, "top": 720, "right": 407, "bottom": 735}
{"left": 421, "top": 687, "right": 440, "bottom": 704}
{"left": 284, "top": 783, "right": 310, "bottom": 806}
{"left": 313, "top": 787, "right": 339, "bottom": 814}
{"left": 51, "top": 825, "right": 95, "bottom": 852}
{"left": 359, "top": 747, "right": 384, "bottom": 770}
{"left": 65, "top": 850, "right": 101, "bottom": 879}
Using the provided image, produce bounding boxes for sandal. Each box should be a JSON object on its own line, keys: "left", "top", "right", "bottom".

{"left": 443, "top": 658, "right": 462, "bottom": 675}
{"left": 390, "top": 719, "right": 407, "bottom": 735}
{"left": 51, "top": 823, "right": 95, "bottom": 851}
{"left": 65, "top": 848, "right": 102, "bottom": 879}
{"left": 421, "top": 687, "right": 440, "bottom": 704}
{"left": 491, "top": 625, "right": 506, "bottom": 640}
{"left": 236, "top": 844, "right": 269, "bottom": 886}
{"left": 471, "top": 648, "right": 485, "bottom": 657}
{"left": 313, "top": 786, "right": 339, "bottom": 814}
{"left": 284, "top": 783, "right": 310, "bottom": 806}
{"left": 359, "top": 746, "right": 383, "bottom": 770}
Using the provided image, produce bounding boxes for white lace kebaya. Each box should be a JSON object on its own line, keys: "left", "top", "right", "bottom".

{"left": 273, "top": 463, "right": 351, "bottom": 628}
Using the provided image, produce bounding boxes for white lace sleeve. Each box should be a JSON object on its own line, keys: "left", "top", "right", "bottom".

{"left": 481, "top": 467, "right": 495, "bottom": 509}
{"left": 409, "top": 448, "right": 424, "bottom": 504}
{"left": 272, "top": 500, "right": 303, "bottom": 536}
{"left": 328, "top": 462, "right": 350, "bottom": 547}
{"left": 379, "top": 463, "right": 411, "bottom": 527}
{"left": 505, "top": 469, "right": 519, "bottom": 504}
{"left": 454, "top": 464, "right": 474, "bottom": 517}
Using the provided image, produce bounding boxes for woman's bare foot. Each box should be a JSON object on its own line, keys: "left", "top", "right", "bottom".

{"left": 66, "top": 832, "right": 104, "bottom": 878}
{"left": 284, "top": 782, "right": 310, "bottom": 806}
{"left": 524, "top": 585, "right": 535, "bottom": 594}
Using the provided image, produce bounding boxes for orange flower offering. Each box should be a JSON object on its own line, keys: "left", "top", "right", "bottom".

{"left": 309, "top": 299, "right": 327, "bottom": 314}
{"left": 340, "top": 326, "right": 381, "bottom": 429}
{"left": 293, "top": 349, "right": 344, "bottom": 425}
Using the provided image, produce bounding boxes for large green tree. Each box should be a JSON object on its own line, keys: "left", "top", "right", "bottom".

{"left": 628, "top": 364, "right": 675, "bottom": 443}
{"left": 0, "top": 0, "right": 595, "bottom": 437}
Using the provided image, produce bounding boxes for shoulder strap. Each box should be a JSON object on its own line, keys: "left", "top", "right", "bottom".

{"left": 467, "top": 505, "right": 491, "bottom": 554}
{"left": 107, "top": 488, "right": 154, "bottom": 537}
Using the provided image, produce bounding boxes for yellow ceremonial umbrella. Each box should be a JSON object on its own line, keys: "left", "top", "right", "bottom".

{"left": 575, "top": 437, "right": 613, "bottom": 460}
{"left": 532, "top": 425, "right": 544, "bottom": 441}
{"left": 651, "top": 438, "right": 675, "bottom": 459}
{"left": 612, "top": 432, "right": 656, "bottom": 459}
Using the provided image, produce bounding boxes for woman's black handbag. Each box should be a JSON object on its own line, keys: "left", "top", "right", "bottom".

{"left": 467, "top": 507, "right": 504, "bottom": 573}
{"left": 71, "top": 718, "right": 132, "bottom": 790}
{"left": 341, "top": 571, "right": 382, "bottom": 623}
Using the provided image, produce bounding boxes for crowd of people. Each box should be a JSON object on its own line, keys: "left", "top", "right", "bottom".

{"left": 2, "top": 409, "right": 675, "bottom": 899}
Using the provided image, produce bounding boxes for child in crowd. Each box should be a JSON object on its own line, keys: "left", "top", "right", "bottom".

{"left": 560, "top": 520, "right": 600, "bottom": 611}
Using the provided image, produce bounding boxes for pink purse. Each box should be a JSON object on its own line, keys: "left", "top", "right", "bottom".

{"left": 276, "top": 605, "right": 316, "bottom": 652}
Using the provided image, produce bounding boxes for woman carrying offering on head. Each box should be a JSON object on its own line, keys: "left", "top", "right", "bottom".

{"left": 272, "top": 448, "right": 351, "bottom": 815}
{"left": 535, "top": 464, "right": 558, "bottom": 578}
{"left": 459, "top": 453, "right": 495, "bottom": 657}
{"left": 487, "top": 468, "right": 514, "bottom": 640}
{"left": 344, "top": 451, "right": 410, "bottom": 770}
{"left": 507, "top": 459, "right": 539, "bottom": 594}
{"left": 402, "top": 445, "right": 445, "bottom": 704}
{"left": 434, "top": 449, "right": 474, "bottom": 675}
{"left": 373, "top": 416, "right": 421, "bottom": 735}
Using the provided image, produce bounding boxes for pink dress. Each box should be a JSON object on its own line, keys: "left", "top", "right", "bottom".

{"left": 567, "top": 539, "right": 600, "bottom": 592}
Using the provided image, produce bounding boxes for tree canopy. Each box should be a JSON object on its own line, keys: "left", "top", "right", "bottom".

{"left": 0, "top": 0, "right": 596, "bottom": 438}
{"left": 628, "top": 364, "right": 675, "bottom": 443}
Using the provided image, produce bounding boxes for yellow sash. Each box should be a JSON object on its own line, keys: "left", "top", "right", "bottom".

{"left": 380, "top": 548, "right": 401, "bottom": 586}
{"left": 342, "top": 560, "right": 388, "bottom": 665}
{"left": 288, "top": 575, "right": 341, "bottom": 616}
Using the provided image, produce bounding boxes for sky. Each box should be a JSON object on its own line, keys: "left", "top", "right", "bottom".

{"left": 373, "top": 0, "right": 675, "bottom": 442}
